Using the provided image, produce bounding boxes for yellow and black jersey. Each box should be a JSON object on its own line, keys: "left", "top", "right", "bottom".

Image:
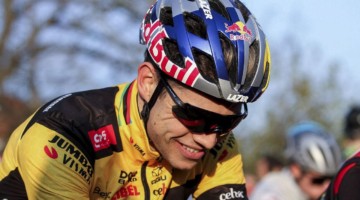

{"left": 0, "top": 80, "right": 248, "bottom": 200}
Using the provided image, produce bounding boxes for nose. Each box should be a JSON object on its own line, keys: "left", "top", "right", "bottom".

{"left": 192, "top": 132, "right": 218, "bottom": 149}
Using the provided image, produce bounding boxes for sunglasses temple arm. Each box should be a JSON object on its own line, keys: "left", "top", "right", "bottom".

{"left": 159, "top": 76, "right": 184, "bottom": 106}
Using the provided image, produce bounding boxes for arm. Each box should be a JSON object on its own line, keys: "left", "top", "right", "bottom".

{"left": 18, "top": 124, "right": 91, "bottom": 199}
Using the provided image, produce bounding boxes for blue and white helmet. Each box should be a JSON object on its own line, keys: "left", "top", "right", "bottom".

{"left": 140, "top": 0, "right": 271, "bottom": 103}
{"left": 285, "top": 121, "right": 343, "bottom": 175}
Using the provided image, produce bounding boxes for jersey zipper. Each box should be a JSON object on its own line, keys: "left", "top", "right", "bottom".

{"left": 141, "top": 161, "right": 150, "bottom": 200}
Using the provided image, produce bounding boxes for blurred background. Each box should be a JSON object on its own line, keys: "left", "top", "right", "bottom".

{"left": 0, "top": 0, "right": 359, "bottom": 173}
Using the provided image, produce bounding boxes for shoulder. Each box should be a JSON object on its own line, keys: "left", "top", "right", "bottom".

{"left": 254, "top": 170, "right": 291, "bottom": 189}
{"left": 42, "top": 86, "right": 119, "bottom": 117}
{"left": 25, "top": 86, "right": 119, "bottom": 131}
{"left": 251, "top": 170, "right": 304, "bottom": 200}
{"left": 22, "top": 86, "right": 123, "bottom": 160}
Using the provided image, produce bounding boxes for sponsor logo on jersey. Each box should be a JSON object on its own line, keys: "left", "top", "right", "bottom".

{"left": 93, "top": 186, "right": 111, "bottom": 199}
{"left": 219, "top": 188, "right": 244, "bottom": 200}
{"left": 118, "top": 170, "right": 138, "bottom": 184}
{"left": 218, "top": 149, "right": 228, "bottom": 162}
{"left": 48, "top": 135, "right": 93, "bottom": 184}
{"left": 153, "top": 183, "right": 167, "bottom": 196}
{"left": 130, "top": 137, "right": 146, "bottom": 156}
{"left": 44, "top": 145, "right": 58, "bottom": 159}
{"left": 151, "top": 166, "right": 163, "bottom": 177}
{"left": 209, "top": 134, "right": 235, "bottom": 159}
{"left": 112, "top": 184, "right": 140, "bottom": 200}
{"left": 151, "top": 175, "right": 167, "bottom": 185}
{"left": 151, "top": 166, "right": 167, "bottom": 185}
{"left": 88, "top": 124, "right": 117, "bottom": 152}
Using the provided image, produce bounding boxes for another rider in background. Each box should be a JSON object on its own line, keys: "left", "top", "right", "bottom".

{"left": 320, "top": 105, "right": 360, "bottom": 200}
{"left": 342, "top": 105, "right": 360, "bottom": 158}
{"left": 250, "top": 121, "right": 343, "bottom": 200}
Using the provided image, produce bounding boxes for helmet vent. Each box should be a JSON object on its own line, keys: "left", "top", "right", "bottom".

{"left": 329, "top": 146, "right": 337, "bottom": 167}
{"left": 320, "top": 146, "right": 329, "bottom": 168}
{"left": 184, "top": 12, "right": 207, "bottom": 39}
{"left": 259, "top": 61, "right": 270, "bottom": 90}
{"left": 144, "top": 10, "right": 151, "bottom": 24}
{"left": 163, "top": 38, "right": 185, "bottom": 68}
{"left": 219, "top": 32, "right": 237, "bottom": 87}
{"left": 306, "top": 149, "right": 315, "bottom": 167}
{"left": 160, "top": 7, "right": 174, "bottom": 26}
{"left": 192, "top": 48, "right": 218, "bottom": 84}
{"left": 234, "top": 0, "right": 250, "bottom": 22}
{"left": 242, "top": 40, "right": 259, "bottom": 92}
{"left": 208, "top": 0, "right": 230, "bottom": 20}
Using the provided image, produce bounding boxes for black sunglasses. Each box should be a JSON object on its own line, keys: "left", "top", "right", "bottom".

{"left": 311, "top": 175, "right": 333, "bottom": 185}
{"left": 159, "top": 76, "right": 248, "bottom": 136}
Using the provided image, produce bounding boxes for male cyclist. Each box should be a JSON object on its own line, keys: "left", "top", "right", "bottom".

{"left": 250, "top": 121, "right": 342, "bottom": 200}
{"left": 342, "top": 105, "right": 360, "bottom": 158}
{"left": 0, "top": 0, "right": 271, "bottom": 199}
{"left": 320, "top": 105, "right": 360, "bottom": 200}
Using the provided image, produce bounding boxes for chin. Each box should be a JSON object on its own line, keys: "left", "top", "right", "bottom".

{"left": 169, "top": 159, "right": 198, "bottom": 170}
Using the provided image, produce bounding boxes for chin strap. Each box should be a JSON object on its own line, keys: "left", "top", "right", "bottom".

{"left": 140, "top": 80, "right": 165, "bottom": 161}
{"left": 140, "top": 79, "right": 165, "bottom": 126}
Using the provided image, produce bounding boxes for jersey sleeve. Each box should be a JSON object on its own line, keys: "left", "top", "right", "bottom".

{"left": 17, "top": 123, "right": 90, "bottom": 199}
{"left": 193, "top": 134, "right": 248, "bottom": 200}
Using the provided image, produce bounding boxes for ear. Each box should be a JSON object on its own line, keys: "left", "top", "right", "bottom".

{"left": 137, "top": 62, "right": 158, "bottom": 102}
{"left": 289, "top": 163, "right": 302, "bottom": 178}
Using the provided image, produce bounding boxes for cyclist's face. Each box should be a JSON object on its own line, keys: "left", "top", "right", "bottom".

{"left": 297, "top": 171, "right": 332, "bottom": 200}
{"left": 146, "top": 81, "right": 239, "bottom": 170}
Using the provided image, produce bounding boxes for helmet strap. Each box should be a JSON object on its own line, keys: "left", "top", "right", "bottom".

{"left": 140, "top": 79, "right": 164, "bottom": 126}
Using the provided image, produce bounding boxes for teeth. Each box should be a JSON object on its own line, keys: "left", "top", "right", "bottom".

{"left": 183, "top": 145, "right": 199, "bottom": 153}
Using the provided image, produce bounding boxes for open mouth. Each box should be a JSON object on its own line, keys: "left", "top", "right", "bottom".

{"left": 182, "top": 145, "right": 200, "bottom": 153}
{"left": 177, "top": 142, "right": 204, "bottom": 160}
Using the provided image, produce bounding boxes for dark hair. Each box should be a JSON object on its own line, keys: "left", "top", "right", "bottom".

{"left": 345, "top": 105, "right": 360, "bottom": 140}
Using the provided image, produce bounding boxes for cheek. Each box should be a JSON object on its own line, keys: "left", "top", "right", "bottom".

{"left": 150, "top": 116, "right": 188, "bottom": 138}
{"left": 146, "top": 96, "right": 190, "bottom": 140}
{"left": 146, "top": 104, "right": 178, "bottom": 138}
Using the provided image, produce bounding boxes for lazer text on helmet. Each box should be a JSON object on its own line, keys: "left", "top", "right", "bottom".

{"left": 226, "top": 94, "right": 248, "bottom": 103}
{"left": 198, "top": 0, "right": 213, "bottom": 19}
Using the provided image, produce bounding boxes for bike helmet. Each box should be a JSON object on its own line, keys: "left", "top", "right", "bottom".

{"left": 140, "top": 0, "right": 271, "bottom": 103}
{"left": 344, "top": 105, "right": 360, "bottom": 140}
{"left": 285, "top": 121, "right": 343, "bottom": 175}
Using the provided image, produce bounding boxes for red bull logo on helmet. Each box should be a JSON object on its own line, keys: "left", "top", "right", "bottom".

{"left": 225, "top": 21, "right": 252, "bottom": 42}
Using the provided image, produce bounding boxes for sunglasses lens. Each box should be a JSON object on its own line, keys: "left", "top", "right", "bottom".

{"left": 159, "top": 74, "right": 247, "bottom": 134}
{"left": 172, "top": 104, "right": 243, "bottom": 134}
{"left": 311, "top": 176, "right": 332, "bottom": 185}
